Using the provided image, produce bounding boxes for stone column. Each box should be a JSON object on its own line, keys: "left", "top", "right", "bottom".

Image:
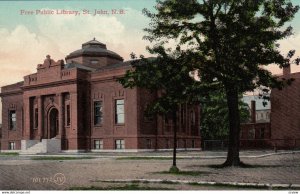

{"left": 37, "top": 96, "right": 43, "bottom": 140}
{"left": 57, "top": 93, "right": 64, "bottom": 138}
{"left": 23, "top": 96, "right": 31, "bottom": 139}
{"left": 69, "top": 92, "right": 78, "bottom": 150}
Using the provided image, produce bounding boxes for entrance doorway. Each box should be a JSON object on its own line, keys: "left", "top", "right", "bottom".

{"left": 48, "top": 108, "right": 58, "bottom": 139}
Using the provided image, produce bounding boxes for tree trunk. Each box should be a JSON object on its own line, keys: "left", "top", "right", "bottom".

{"left": 223, "top": 87, "right": 241, "bottom": 166}
{"left": 172, "top": 110, "right": 177, "bottom": 167}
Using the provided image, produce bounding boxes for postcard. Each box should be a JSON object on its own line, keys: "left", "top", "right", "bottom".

{"left": 0, "top": 0, "right": 299, "bottom": 192}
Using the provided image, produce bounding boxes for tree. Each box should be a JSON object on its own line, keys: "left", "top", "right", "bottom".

{"left": 141, "top": 0, "right": 299, "bottom": 166}
{"left": 119, "top": 50, "right": 197, "bottom": 172}
{"left": 201, "top": 91, "right": 250, "bottom": 141}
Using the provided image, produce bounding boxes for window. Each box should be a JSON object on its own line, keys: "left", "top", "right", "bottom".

{"left": 115, "top": 99, "right": 124, "bottom": 124}
{"left": 146, "top": 139, "right": 152, "bottom": 149}
{"left": 8, "top": 142, "right": 15, "bottom": 150}
{"left": 166, "top": 139, "right": 170, "bottom": 149}
{"left": 9, "top": 110, "right": 16, "bottom": 130}
{"left": 143, "top": 105, "right": 154, "bottom": 122}
{"left": 191, "top": 140, "right": 195, "bottom": 148}
{"left": 190, "top": 110, "right": 196, "bottom": 126}
{"left": 94, "top": 140, "right": 103, "bottom": 149}
{"left": 115, "top": 139, "right": 125, "bottom": 149}
{"left": 248, "top": 128, "right": 255, "bottom": 139}
{"left": 165, "top": 116, "right": 169, "bottom": 124}
{"left": 66, "top": 105, "right": 70, "bottom": 126}
{"left": 90, "top": 59, "right": 99, "bottom": 64}
{"left": 260, "top": 128, "right": 265, "bottom": 139}
{"left": 94, "top": 101, "right": 103, "bottom": 125}
{"left": 34, "top": 108, "right": 38, "bottom": 129}
{"left": 181, "top": 105, "right": 186, "bottom": 127}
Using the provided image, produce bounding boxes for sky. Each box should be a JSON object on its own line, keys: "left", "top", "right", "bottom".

{"left": 0, "top": 0, "right": 300, "bottom": 123}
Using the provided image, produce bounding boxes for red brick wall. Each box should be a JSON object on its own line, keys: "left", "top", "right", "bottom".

{"left": 0, "top": 89, "right": 23, "bottom": 150}
{"left": 271, "top": 73, "right": 300, "bottom": 148}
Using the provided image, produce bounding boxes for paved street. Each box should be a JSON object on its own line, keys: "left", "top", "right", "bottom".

{"left": 0, "top": 150, "right": 299, "bottom": 190}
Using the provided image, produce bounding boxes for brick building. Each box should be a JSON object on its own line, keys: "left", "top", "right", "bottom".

{"left": 0, "top": 39, "right": 201, "bottom": 153}
{"left": 240, "top": 66, "right": 300, "bottom": 150}
{"left": 270, "top": 66, "right": 300, "bottom": 149}
{"left": 240, "top": 100, "right": 271, "bottom": 149}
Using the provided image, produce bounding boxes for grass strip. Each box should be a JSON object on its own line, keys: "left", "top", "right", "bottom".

{"left": 0, "top": 152, "right": 19, "bottom": 156}
{"left": 156, "top": 170, "right": 211, "bottom": 176}
{"left": 116, "top": 157, "right": 181, "bottom": 160}
{"left": 70, "top": 184, "right": 172, "bottom": 190}
{"left": 31, "top": 156, "right": 94, "bottom": 160}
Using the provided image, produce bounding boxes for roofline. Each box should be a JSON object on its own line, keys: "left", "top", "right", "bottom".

{"left": 65, "top": 52, "right": 123, "bottom": 61}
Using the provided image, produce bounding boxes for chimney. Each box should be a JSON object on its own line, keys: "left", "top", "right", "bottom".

{"left": 251, "top": 100, "right": 256, "bottom": 123}
{"left": 283, "top": 65, "right": 291, "bottom": 76}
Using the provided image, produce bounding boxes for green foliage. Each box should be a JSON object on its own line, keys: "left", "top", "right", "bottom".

{"left": 143, "top": 0, "right": 299, "bottom": 92}
{"left": 0, "top": 152, "right": 19, "bottom": 156}
{"left": 116, "top": 157, "right": 174, "bottom": 160}
{"left": 120, "top": 0, "right": 299, "bottom": 165}
{"left": 119, "top": 51, "right": 198, "bottom": 116}
{"left": 201, "top": 92, "right": 250, "bottom": 140}
{"left": 169, "top": 165, "right": 180, "bottom": 173}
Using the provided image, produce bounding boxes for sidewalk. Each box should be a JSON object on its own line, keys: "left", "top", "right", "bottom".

{"left": 0, "top": 150, "right": 299, "bottom": 190}
{"left": 12, "top": 149, "right": 300, "bottom": 159}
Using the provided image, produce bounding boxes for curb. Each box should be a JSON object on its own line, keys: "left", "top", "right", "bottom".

{"left": 16, "top": 150, "right": 300, "bottom": 159}
{"left": 94, "top": 178, "right": 300, "bottom": 190}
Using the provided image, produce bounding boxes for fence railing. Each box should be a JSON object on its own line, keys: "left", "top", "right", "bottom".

{"left": 202, "top": 139, "right": 300, "bottom": 151}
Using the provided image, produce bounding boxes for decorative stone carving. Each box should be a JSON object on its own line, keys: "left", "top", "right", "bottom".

{"left": 37, "top": 55, "right": 64, "bottom": 69}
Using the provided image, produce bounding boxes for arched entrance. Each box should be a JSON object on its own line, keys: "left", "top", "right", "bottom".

{"left": 48, "top": 108, "right": 58, "bottom": 139}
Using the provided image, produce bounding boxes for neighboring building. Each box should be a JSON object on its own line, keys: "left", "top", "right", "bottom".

{"left": 0, "top": 39, "right": 201, "bottom": 152}
{"left": 270, "top": 66, "right": 300, "bottom": 149}
{"left": 240, "top": 99, "right": 271, "bottom": 149}
{"left": 0, "top": 123, "right": 2, "bottom": 149}
{"left": 240, "top": 65, "right": 300, "bottom": 150}
{"left": 242, "top": 95, "right": 271, "bottom": 123}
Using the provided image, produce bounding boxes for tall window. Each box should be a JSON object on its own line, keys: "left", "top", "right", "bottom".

{"left": 8, "top": 142, "right": 15, "bottom": 150}
{"left": 260, "top": 128, "right": 265, "bottom": 139}
{"left": 94, "top": 101, "right": 103, "bottom": 125}
{"left": 190, "top": 110, "right": 196, "bottom": 125}
{"left": 181, "top": 105, "right": 186, "bottom": 126}
{"left": 9, "top": 110, "right": 16, "bottom": 130}
{"left": 115, "top": 99, "right": 124, "bottom": 124}
{"left": 34, "top": 108, "right": 38, "bottom": 129}
{"left": 66, "top": 105, "right": 70, "bottom": 126}
{"left": 248, "top": 128, "right": 255, "bottom": 139}
{"left": 94, "top": 140, "right": 103, "bottom": 149}
{"left": 146, "top": 139, "right": 152, "bottom": 149}
{"left": 166, "top": 139, "right": 170, "bottom": 149}
{"left": 115, "top": 139, "right": 125, "bottom": 149}
{"left": 192, "top": 140, "right": 195, "bottom": 148}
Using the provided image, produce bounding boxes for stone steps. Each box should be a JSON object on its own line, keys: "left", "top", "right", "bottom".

{"left": 20, "top": 139, "right": 61, "bottom": 155}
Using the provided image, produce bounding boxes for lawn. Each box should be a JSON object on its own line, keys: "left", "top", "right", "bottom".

{"left": 31, "top": 156, "right": 94, "bottom": 160}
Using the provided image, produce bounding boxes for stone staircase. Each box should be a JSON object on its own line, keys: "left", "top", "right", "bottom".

{"left": 20, "top": 141, "right": 45, "bottom": 155}
{"left": 20, "top": 139, "right": 61, "bottom": 155}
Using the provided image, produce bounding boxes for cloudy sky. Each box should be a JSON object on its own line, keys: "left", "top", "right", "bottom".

{"left": 0, "top": 0, "right": 300, "bottom": 123}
